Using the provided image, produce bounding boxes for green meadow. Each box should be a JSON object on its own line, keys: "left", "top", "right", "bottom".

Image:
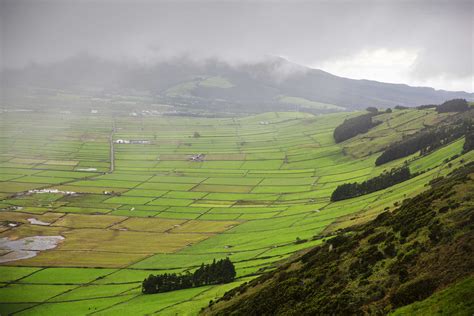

{"left": 0, "top": 108, "right": 471, "bottom": 314}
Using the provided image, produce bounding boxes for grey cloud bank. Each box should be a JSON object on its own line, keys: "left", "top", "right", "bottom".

{"left": 1, "top": 0, "right": 472, "bottom": 91}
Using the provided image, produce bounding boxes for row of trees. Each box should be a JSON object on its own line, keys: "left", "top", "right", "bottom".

{"left": 333, "top": 99, "right": 470, "bottom": 145}
{"left": 464, "top": 131, "right": 474, "bottom": 153}
{"left": 333, "top": 112, "right": 381, "bottom": 143}
{"left": 142, "top": 258, "right": 236, "bottom": 294}
{"left": 330, "top": 166, "right": 411, "bottom": 201}
{"left": 375, "top": 119, "right": 472, "bottom": 166}
{"left": 389, "top": 99, "right": 470, "bottom": 113}
{"left": 436, "top": 99, "right": 469, "bottom": 113}
{"left": 383, "top": 100, "right": 469, "bottom": 113}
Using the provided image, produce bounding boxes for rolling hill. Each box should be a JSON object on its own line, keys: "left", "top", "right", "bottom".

{"left": 2, "top": 55, "right": 473, "bottom": 114}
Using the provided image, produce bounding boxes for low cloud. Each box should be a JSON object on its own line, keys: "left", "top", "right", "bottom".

{"left": 1, "top": 0, "right": 472, "bottom": 91}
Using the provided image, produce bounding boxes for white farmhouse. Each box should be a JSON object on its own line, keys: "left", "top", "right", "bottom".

{"left": 115, "top": 139, "right": 130, "bottom": 144}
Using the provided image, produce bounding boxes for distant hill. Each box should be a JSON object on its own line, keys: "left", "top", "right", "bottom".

{"left": 2, "top": 55, "right": 473, "bottom": 113}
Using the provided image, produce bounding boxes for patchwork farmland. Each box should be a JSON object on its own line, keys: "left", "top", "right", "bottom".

{"left": 0, "top": 109, "right": 472, "bottom": 315}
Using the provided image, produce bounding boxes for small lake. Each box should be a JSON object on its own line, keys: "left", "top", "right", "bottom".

{"left": 0, "top": 236, "right": 64, "bottom": 263}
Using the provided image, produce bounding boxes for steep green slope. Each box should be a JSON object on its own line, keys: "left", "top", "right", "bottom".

{"left": 390, "top": 277, "right": 474, "bottom": 316}
{"left": 203, "top": 163, "right": 474, "bottom": 315}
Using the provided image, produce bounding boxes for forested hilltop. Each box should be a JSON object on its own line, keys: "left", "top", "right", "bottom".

{"left": 202, "top": 163, "right": 474, "bottom": 315}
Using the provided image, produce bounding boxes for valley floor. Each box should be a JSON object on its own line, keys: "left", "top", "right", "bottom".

{"left": 0, "top": 109, "right": 471, "bottom": 315}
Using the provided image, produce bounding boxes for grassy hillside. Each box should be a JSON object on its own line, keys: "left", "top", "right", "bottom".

{"left": 203, "top": 163, "right": 474, "bottom": 315}
{"left": 277, "top": 96, "right": 345, "bottom": 111}
{"left": 199, "top": 77, "right": 235, "bottom": 89}
{"left": 342, "top": 109, "right": 454, "bottom": 158}
{"left": 0, "top": 108, "right": 471, "bottom": 315}
{"left": 390, "top": 277, "right": 474, "bottom": 316}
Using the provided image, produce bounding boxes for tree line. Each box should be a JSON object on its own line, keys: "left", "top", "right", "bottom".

{"left": 464, "top": 131, "right": 474, "bottom": 153}
{"left": 330, "top": 166, "right": 411, "bottom": 201}
{"left": 333, "top": 99, "right": 470, "bottom": 145}
{"left": 333, "top": 111, "right": 381, "bottom": 143}
{"left": 375, "top": 119, "right": 473, "bottom": 166}
{"left": 142, "top": 258, "right": 236, "bottom": 294}
{"left": 436, "top": 99, "right": 469, "bottom": 113}
{"left": 410, "top": 99, "right": 469, "bottom": 112}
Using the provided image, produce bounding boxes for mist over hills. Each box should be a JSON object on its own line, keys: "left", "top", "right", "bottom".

{"left": 2, "top": 55, "right": 473, "bottom": 113}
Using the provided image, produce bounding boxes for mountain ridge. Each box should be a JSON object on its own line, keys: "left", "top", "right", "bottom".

{"left": 2, "top": 55, "right": 473, "bottom": 113}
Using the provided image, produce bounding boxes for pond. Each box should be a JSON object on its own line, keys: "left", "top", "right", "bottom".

{"left": 0, "top": 235, "right": 64, "bottom": 263}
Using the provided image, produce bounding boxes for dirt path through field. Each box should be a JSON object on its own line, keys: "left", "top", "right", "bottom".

{"left": 109, "top": 120, "right": 116, "bottom": 173}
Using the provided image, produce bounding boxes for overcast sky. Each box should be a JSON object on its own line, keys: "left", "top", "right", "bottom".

{"left": 1, "top": 0, "right": 473, "bottom": 91}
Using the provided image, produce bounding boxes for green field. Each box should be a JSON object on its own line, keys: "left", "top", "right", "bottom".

{"left": 0, "top": 108, "right": 471, "bottom": 315}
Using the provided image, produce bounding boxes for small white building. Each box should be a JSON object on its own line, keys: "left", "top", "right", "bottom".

{"left": 190, "top": 153, "right": 205, "bottom": 162}
{"left": 115, "top": 139, "right": 130, "bottom": 144}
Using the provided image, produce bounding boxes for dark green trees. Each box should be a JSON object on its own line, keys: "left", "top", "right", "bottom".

{"left": 436, "top": 99, "right": 469, "bottom": 113}
{"left": 142, "top": 258, "right": 236, "bottom": 294}
{"left": 333, "top": 113, "right": 381, "bottom": 143}
{"left": 193, "top": 258, "right": 235, "bottom": 285}
{"left": 376, "top": 119, "right": 472, "bottom": 166}
{"left": 463, "top": 131, "right": 474, "bottom": 153}
{"left": 331, "top": 166, "right": 411, "bottom": 201}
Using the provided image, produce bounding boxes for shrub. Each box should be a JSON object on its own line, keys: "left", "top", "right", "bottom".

{"left": 391, "top": 278, "right": 437, "bottom": 307}
{"left": 428, "top": 223, "right": 443, "bottom": 243}
{"left": 295, "top": 237, "right": 307, "bottom": 244}
{"left": 368, "top": 232, "right": 387, "bottom": 244}
{"left": 331, "top": 166, "right": 411, "bottom": 201}
{"left": 383, "top": 242, "right": 397, "bottom": 258}
{"left": 398, "top": 267, "right": 409, "bottom": 283}
{"left": 436, "top": 99, "right": 469, "bottom": 113}
{"left": 372, "top": 211, "right": 392, "bottom": 226}
{"left": 333, "top": 113, "right": 381, "bottom": 143}
{"left": 463, "top": 131, "right": 474, "bottom": 153}
{"left": 438, "top": 205, "right": 450, "bottom": 213}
